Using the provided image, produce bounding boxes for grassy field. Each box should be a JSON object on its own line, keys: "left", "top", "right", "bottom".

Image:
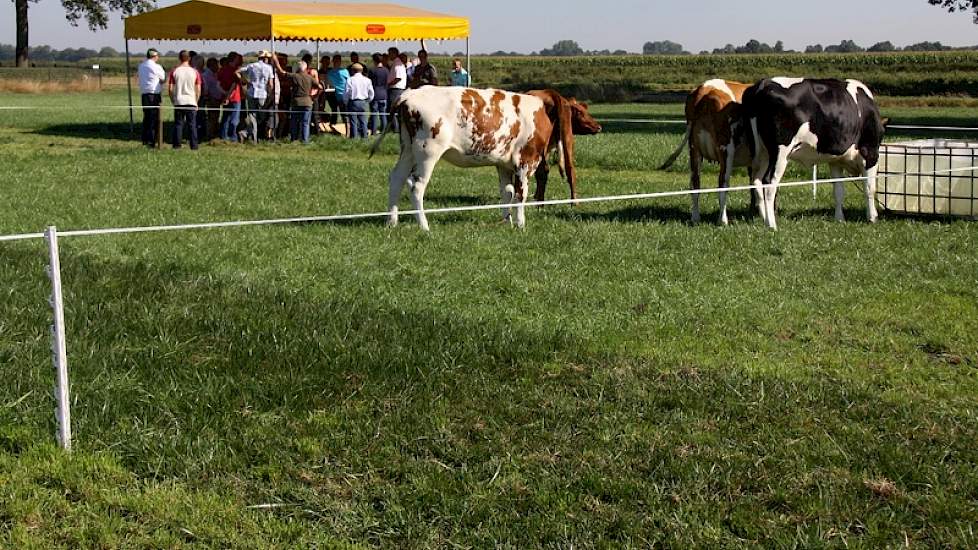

{"left": 1, "top": 90, "right": 977, "bottom": 547}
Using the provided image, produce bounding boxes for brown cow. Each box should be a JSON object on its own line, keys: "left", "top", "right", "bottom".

{"left": 528, "top": 93, "right": 602, "bottom": 201}
{"left": 661, "top": 79, "right": 751, "bottom": 224}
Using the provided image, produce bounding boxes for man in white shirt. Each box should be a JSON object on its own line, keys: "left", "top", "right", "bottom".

{"left": 240, "top": 51, "right": 275, "bottom": 143}
{"left": 387, "top": 48, "right": 407, "bottom": 132}
{"left": 344, "top": 63, "right": 374, "bottom": 139}
{"left": 137, "top": 48, "right": 166, "bottom": 146}
{"left": 168, "top": 50, "right": 202, "bottom": 150}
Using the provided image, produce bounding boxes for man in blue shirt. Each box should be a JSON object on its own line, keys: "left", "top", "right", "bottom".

{"left": 326, "top": 55, "right": 351, "bottom": 134}
{"left": 240, "top": 51, "right": 274, "bottom": 143}
{"left": 450, "top": 58, "right": 470, "bottom": 87}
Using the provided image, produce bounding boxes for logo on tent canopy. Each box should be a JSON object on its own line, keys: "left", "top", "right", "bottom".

{"left": 365, "top": 24, "right": 386, "bottom": 35}
{"left": 187, "top": 24, "right": 203, "bottom": 35}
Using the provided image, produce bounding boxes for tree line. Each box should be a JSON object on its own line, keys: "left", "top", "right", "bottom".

{"left": 0, "top": 38, "right": 973, "bottom": 65}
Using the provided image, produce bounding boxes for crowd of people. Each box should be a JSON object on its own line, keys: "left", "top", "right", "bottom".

{"left": 136, "top": 46, "right": 472, "bottom": 149}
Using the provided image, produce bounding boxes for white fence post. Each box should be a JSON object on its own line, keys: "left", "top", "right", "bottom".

{"left": 812, "top": 165, "right": 818, "bottom": 200}
{"left": 45, "top": 226, "right": 72, "bottom": 451}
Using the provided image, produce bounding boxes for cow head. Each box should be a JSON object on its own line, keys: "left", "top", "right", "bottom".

{"left": 567, "top": 99, "right": 602, "bottom": 135}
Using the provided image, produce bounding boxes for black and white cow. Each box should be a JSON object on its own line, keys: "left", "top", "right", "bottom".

{"left": 741, "top": 77, "right": 887, "bottom": 229}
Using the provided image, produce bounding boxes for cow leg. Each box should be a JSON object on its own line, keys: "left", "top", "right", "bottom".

{"left": 689, "top": 138, "right": 703, "bottom": 223}
{"left": 718, "top": 140, "right": 735, "bottom": 226}
{"left": 514, "top": 169, "right": 530, "bottom": 229}
{"left": 533, "top": 158, "right": 549, "bottom": 202}
{"left": 498, "top": 167, "right": 515, "bottom": 223}
{"left": 864, "top": 164, "right": 879, "bottom": 223}
{"left": 764, "top": 146, "right": 792, "bottom": 230}
{"left": 387, "top": 151, "right": 414, "bottom": 227}
{"left": 409, "top": 155, "right": 440, "bottom": 232}
{"left": 830, "top": 164, "right": 845, "bottom": 222}
{"left": 749, "top": 118, "right": 771, "bottom": 225}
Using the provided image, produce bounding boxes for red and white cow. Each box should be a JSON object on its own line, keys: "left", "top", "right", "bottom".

{"left": 371, "top": 87, "right": 581, "bottom": 231}
{"left": 661, "top": 79, "right": 751, "bottom": 224}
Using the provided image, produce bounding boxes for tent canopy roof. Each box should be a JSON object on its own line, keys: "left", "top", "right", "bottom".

{"left": 124, "top": 0, "right": 470, "bottom": 42}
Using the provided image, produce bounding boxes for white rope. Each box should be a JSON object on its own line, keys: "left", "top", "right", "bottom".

{"left": 4, "top": 105, "right": 978, "bottom": 132}
{"left": 1, "top": 164, "right": 975, "bottom": 243}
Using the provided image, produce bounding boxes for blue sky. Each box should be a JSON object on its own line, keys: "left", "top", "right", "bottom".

{"left": 3, "top": 0, "right": 976, "bottom": 54}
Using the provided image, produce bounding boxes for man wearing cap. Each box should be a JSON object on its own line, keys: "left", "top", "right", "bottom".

{"left": 240, "top": 51, "right": 275, "bottom": 143}
{"left": 344, "top": 62, "right": 374, "bottom": 139}
{"left": 137, "top": 48, "right": 166, "bottom": 146}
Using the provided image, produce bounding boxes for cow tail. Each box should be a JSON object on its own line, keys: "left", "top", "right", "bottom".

{"left": 659, "top": 126, "right": 690, "bottom": 170}
{"left": 368, "top": 98, "right": 404, "bottom": 159}
{"left": 556, "top": 96, "right": 577, "bottom": 200}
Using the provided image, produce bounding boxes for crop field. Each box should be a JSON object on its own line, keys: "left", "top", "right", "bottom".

{"left": 1, "top": 89, "right": 977, "bottom": 547}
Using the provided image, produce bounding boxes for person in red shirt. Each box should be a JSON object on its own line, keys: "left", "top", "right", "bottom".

{"left": 217, "top": 52, "right": 243, "bottom": 141}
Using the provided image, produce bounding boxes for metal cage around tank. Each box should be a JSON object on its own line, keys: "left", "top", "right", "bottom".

{"left": 878, "top": 139, "right": 978, "bottom": 219}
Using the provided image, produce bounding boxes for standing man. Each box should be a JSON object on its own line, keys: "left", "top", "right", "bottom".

{"left": 201, "top": 57, "right": 225, "bottom": 141}
{"left": 240, "top": 51, "right": 274, "bottom": 143}
{"left": 450, "top": 58, "right": 470, "bottom": 87}
{"left": 217, "top": 52, "right": 243, "bottom": 142}
{"left": 368, "top": 53, "right": 389, "bottom": 135}
{"left": 137, "top": 48, "right": 165, "bottom": 147}
{"left": 271, "top": 55, "right": 316, "bottom": 144}
{"left": 408, "top": 50, "right": 438, "bottom": 89}
{"left": 326, "top": 55, "right": 350, "bottom": 133}
{"left": 168, "top": 50, "right": 202, "bottom": 150}
{"left": 387, "top": 49, "right": 407, "bottom": 132}
{"left": 344, "top": 63, "right": 374, "bottom": 139}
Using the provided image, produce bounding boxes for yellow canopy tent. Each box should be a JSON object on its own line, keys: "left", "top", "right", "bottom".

{"left": 122, "top": 0, "right": 470, "bottom": 131}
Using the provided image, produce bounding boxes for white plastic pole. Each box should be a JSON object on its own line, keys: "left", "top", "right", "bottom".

{"left": 45, "top": 226, "right": 72, "bottom": 451}
{"left": 812, "top": 165, "right": 818, "bottom": 200}
{"left": 466, "top": 38, "right": 471, "bottom": 86}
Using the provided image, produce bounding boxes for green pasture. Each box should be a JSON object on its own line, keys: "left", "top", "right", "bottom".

{"left": 0, "top": 91, "right": 976, "bottom": 547}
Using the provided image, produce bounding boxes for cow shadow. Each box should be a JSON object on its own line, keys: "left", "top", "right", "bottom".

{"left": 552, "top": 204, "right": 751, "bottom": 225}
{"left": 34, "top": 122, "right": 136, "bottom": 142}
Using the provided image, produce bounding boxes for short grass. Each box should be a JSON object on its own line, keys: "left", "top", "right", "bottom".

{"left": 1, "top": 91, "right": 977, "bottom": 548}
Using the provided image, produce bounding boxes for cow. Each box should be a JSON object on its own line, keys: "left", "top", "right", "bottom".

{"left": 528, "top": 93, "right": 602, "bottom": 201}
{"left": 741, "top": 77, "right": 887, "bottom": 230}
{"left": 370, "top": 87, "right": 589, "bottom": 231}
{"left": 661, "top": 79, "right": 752, "bottom": 225}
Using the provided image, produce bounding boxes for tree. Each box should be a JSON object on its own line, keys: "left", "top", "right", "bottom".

{"left": 539, "top": 40, "right": 584, "bottom": 56}
{"left": 643, "top": 40, "right": 684, "bottom": 55}
{"left": 805, "top": 44, "right": 824, "bottom": 53}
{"left": 825, "top": 40, "right": 865, "bottom": 53}
{"left": 928, "top": 0, "right": 978, "bottom": 22}
{"left": 98, "top": 46, "right": 119, "bottom": 57}
{"left": 868, "top": 41, "right": 898, "bottom": 52}
{"left": 15, "top": 0, "right": 154, "bottom": 68}
{"left": 904, "top": 41, "right": 950, "bottom": 51}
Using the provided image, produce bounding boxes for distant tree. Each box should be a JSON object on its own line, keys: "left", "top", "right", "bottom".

{"left": 613, "top": 49, "right": 629, "bottom": 56}
{"left": 805, "top": 44, "right": 824, "bottom": 53}
{"left": 0, "top": 44, "right": 15, "bottom": 60}
{"left": 643, "top": 40, "right": 684, "bottom": 55}
{"left": 774, "top": 40, "right": 784, "bottom": 53}
{"left": 928, "top": 0, "right": 978, "bottom": 22}
{"left": 904, "top": 41, "right": 951, "bottom": 51}
{"left": 735, "top": 39, "right": 775, "bottom": 54}
{"left": 14, "top": 0, "right": 153, "bottom": 68}
{"left": 712, "top": 44, "right": 736, "bottom": 54}
{"left": 868, "top": 41, "right": 898, "bottom": 52}
{"left": 825, "top": 40, "right": 865, "bottom": 53}
{"left": 539, "top": 40, "right": 584, "bottom": 56}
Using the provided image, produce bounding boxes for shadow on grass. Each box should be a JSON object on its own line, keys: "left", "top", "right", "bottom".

{"left": 2, "top": 243, "right": 977, "bottom": 546}
{"left": 34, "top": 122, "right": 135, "bottom": 142}
{"left": 552, "top": 201, "right": 757, "bottom": 225}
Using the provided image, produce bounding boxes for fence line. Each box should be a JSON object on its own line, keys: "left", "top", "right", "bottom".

{"left": 4, "top": 105, "right": 978, "bottom": 133}
{"left": 2, "top": 164, "right": 977, "bottom": 244}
